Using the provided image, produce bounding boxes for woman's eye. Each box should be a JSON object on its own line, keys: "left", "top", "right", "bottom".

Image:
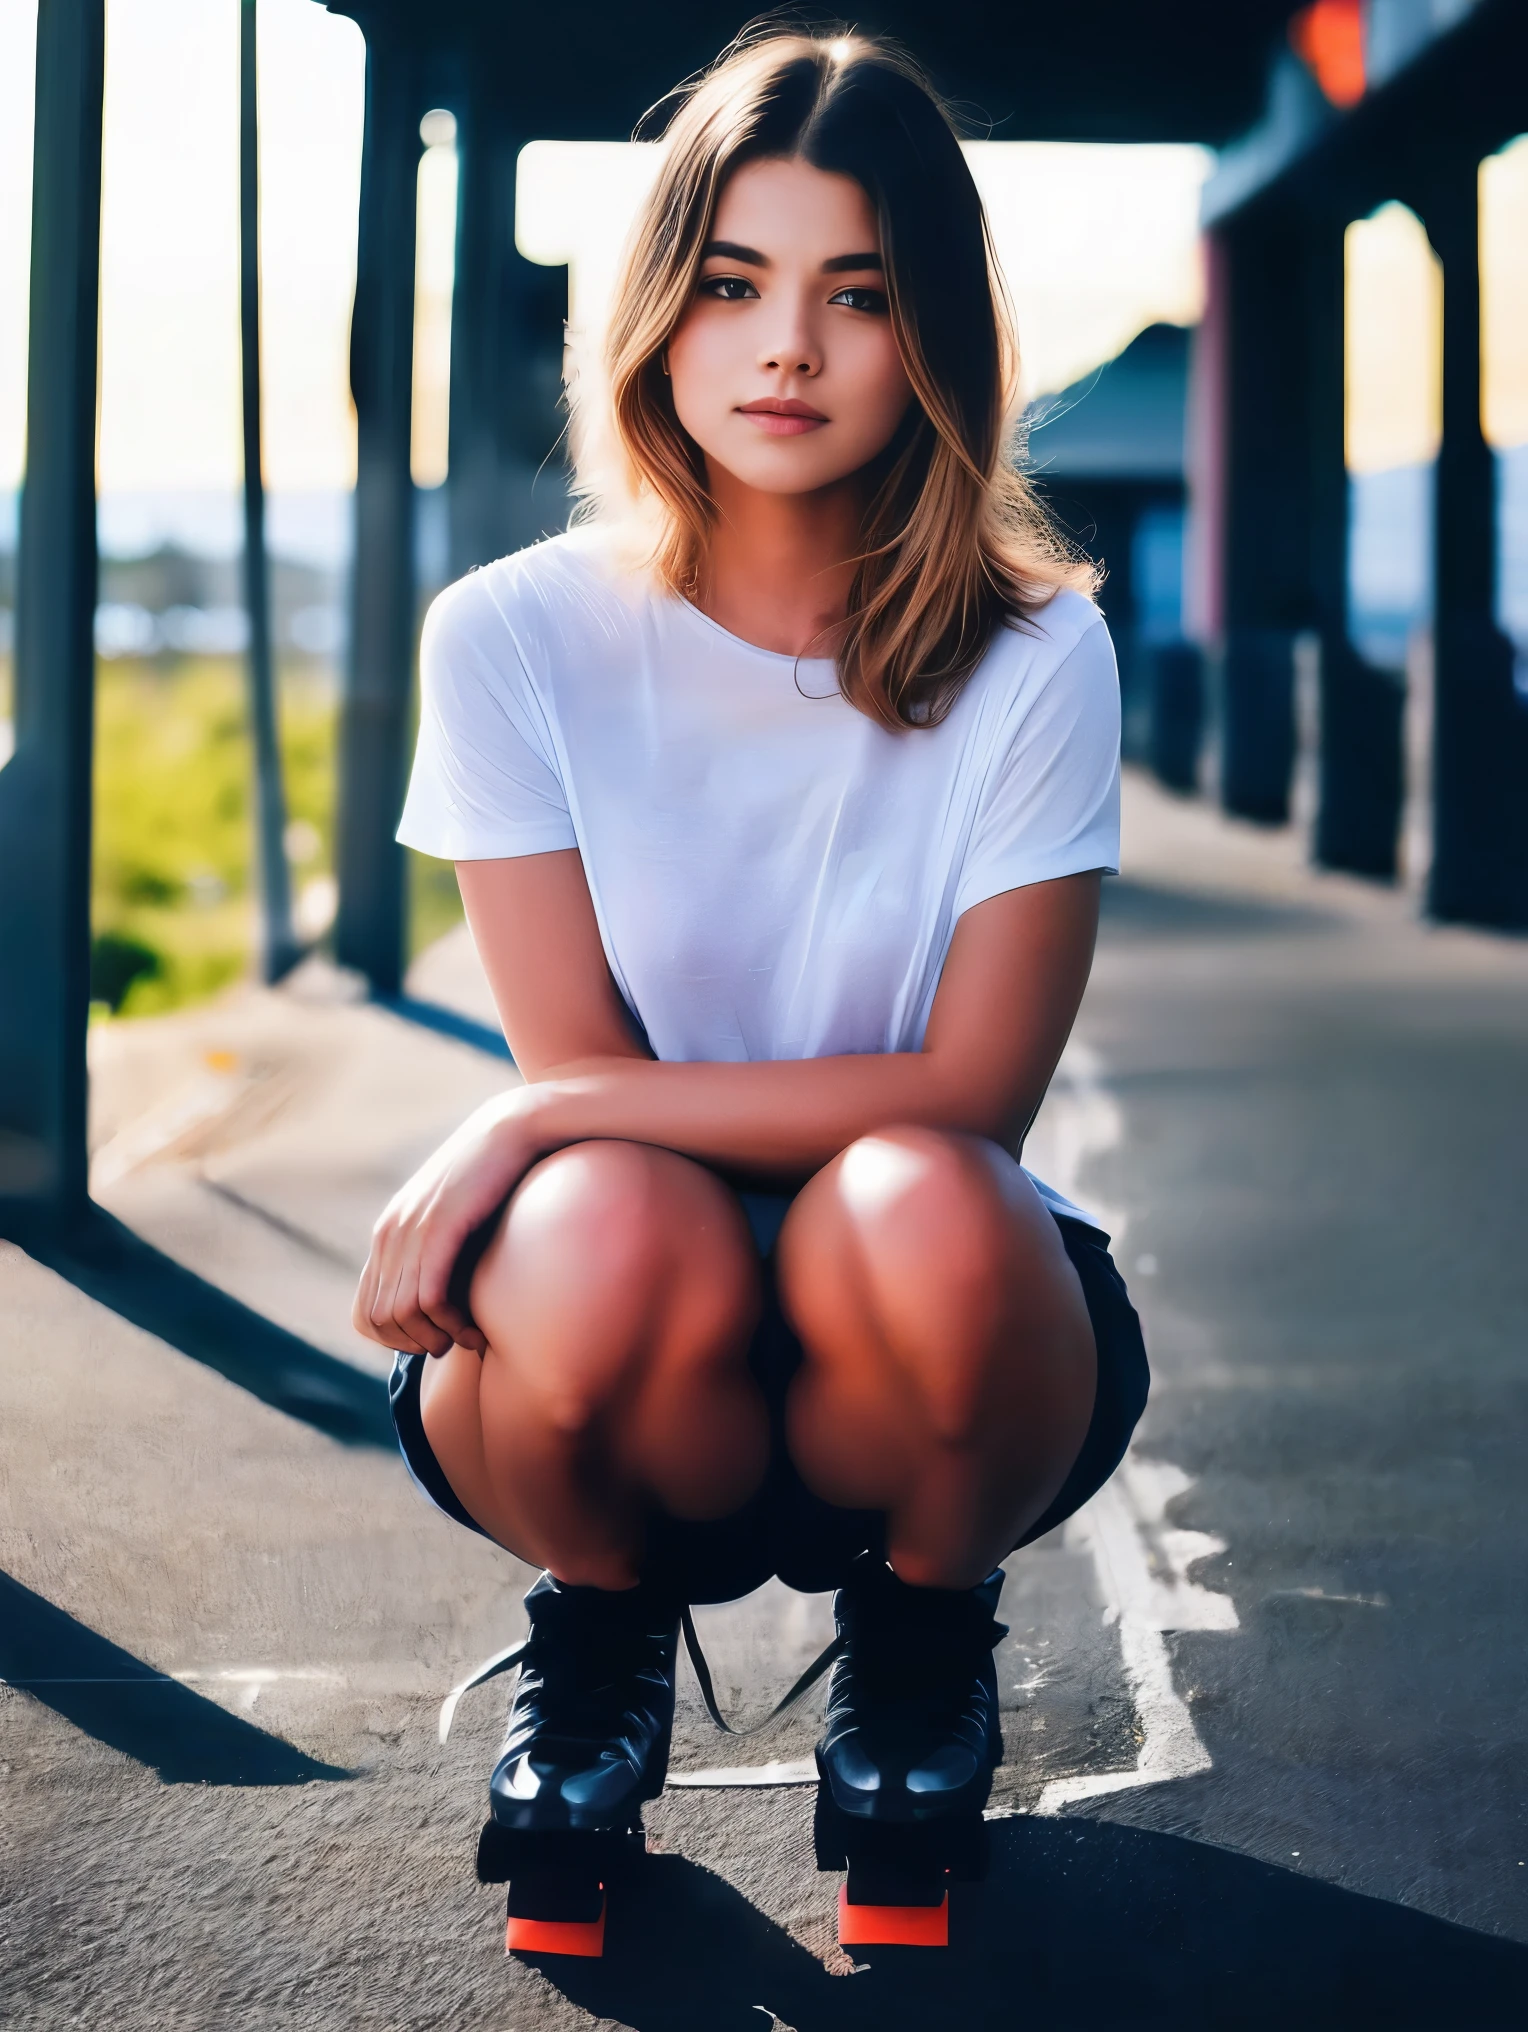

{"left": 829, "top": 286, "right": 889, "bottom": 315}
{"left": 699, "top": 274, "right": 759, "bottom": 301}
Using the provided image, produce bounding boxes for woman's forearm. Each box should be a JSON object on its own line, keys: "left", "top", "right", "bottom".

{"left": 509, "top": 1050, "right": 1015, "bottom": 1180}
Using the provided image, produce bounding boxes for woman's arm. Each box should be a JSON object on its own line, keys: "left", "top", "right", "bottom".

{"left": 463, "top": 850, "right": 1098, "bottom": 1165}
{"left": 354, "top": 850, "right": 1099, "bottom": 1355}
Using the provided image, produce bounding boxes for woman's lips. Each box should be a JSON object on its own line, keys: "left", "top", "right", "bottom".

{"left": 737, "top": 399, "right": 828, "bottom": 436}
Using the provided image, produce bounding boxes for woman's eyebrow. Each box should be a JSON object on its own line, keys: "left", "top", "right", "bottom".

{"left": 702, "top": 239, "right": 768, "bottom": 265}
{"left": 699, "top": 242, "right": 883, "bottom": 273}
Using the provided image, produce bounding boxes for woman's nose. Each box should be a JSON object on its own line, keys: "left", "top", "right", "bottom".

{"left": 758, "top": 310, "right": 820, "bottom": 377}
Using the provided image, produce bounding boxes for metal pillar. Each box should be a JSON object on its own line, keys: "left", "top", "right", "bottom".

{"left": 1306, "top": 204, "right": 1404, "bottom": 879}
{"left": 0, "top": 0, "right": 104, "bottom": 1236}
{"left": 1215, "top": 209, "right": 1305, "bottom": 824}
{"left": 448, "top": 77, "right": 569, "bottom": 578}
{"left": 239, "top": 0, "right": 300, "bottom": 983}
{"left": 334, "top": 27, "right": 420, "bottom": 994}
{"left": 1422, "top": 155, "right": 1528, "bottom": 928}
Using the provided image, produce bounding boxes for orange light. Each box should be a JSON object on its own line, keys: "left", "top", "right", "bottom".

{"left": 1291, "top": 0, "right": 1366, "bottom": 108}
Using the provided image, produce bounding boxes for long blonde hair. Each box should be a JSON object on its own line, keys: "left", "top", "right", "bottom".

{"left": 572, "top": 28, "right": 1096, "bottom": 729}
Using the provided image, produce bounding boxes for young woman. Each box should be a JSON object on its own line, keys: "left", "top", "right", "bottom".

{"left": 356, "top": 31, "right": 1146, "bottom": 1868}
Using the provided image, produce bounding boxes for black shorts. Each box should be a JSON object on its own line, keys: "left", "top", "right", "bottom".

{"left": 388, "top": 1187, "right": 1149, "bottom": 1605}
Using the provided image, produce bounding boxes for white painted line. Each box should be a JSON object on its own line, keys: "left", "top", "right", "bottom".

{"left": 1267, "top": 1587, "right": 1388, "bottom": 1609}
{"left": 1037, "top": 1040, "right": 1129, "bottom": 1245}
{"left": 1035, "top": 1454, "right": 1236, "bottom": 1815}
{"left": 668, "top": 1760, "right": 818, "bottom": 1789}
{"left": 1021, "top": 1033, "right": 1238, "bottom": 1815}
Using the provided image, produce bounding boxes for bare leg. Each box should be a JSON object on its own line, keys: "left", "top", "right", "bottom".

{"left": 777, "top": 1127, "right": 1096, "bottom": 1590}
{"left": 418, "top": 1141, "right": 768, "bottom": 1590}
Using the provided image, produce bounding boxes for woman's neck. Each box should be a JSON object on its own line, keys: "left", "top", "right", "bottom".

{"left": 696, "top": 466, "right": 862, "bottom": 657}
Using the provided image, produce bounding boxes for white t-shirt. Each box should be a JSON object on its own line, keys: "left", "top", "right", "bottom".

{"left": 398, "top": 527, "right": 1120, "bottom": 1225}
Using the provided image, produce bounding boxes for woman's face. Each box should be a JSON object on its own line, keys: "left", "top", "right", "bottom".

{"left": 665, "top": 155, "right": 915, "bottom": 498}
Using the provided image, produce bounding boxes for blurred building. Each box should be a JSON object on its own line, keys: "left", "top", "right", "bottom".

{"left": 1025, "top": 324, "right": 1193, "bottom": 768}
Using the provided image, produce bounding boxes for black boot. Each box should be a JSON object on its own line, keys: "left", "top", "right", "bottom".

{"left": 816, "top": 1558, "right": 1007, "bottom": 1825}
{"left": 489, "top": 1573, "right": 680, "bottom": 1832}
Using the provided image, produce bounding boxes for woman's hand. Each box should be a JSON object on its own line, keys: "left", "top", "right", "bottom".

{"left": 353, "top": 1090, "right": 546, "bottom": 1358}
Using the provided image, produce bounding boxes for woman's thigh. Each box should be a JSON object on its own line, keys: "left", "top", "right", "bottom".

{"left": 417, "top": 1140, "right": 763, "bottom": 1527}
{"left": 774, "top": 1127, "right": 1097, "bottom": 1566}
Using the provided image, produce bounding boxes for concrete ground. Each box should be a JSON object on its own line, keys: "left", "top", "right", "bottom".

{"left": 2, "top": 769, "right": 1527, "bottom": 2029}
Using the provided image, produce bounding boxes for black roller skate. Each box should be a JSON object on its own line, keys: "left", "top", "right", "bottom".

{"left": 813, "top": 1558, "right": 1007, "bottom": 1948}
{"left": 444, "top": 1572, "right": 680, "bottom": 1958}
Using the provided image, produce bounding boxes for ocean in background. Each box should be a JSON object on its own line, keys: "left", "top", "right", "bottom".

{"left": 1348, "top": 446, "right": 1528, "bottom": 669}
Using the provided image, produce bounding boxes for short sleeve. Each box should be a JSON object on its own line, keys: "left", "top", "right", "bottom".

{"left": 396, "top": 571, "right": 578, "bottom": 862}
{"left": 954, "top": 615, "right": 1121, "bottom": 918}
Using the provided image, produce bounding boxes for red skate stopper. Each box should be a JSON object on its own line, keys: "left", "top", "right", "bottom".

{"left": 837, "top": 1881, "right": 949, "bottom": 1947}
{"left": 505, "top": 1891, "right": 606, "bottom": 1958}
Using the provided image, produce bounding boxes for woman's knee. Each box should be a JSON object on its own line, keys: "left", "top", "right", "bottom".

{"left": 844, "top": 1124, "right": 1012, "bottom": 1239}
{"left": 788, "top": 1128, "right": 1014, "bottom": 1318}
{"left": 498, "top": 1137, "right": 673, "bottom": 1263}
{"left": 470, "top": 1140, "right": 759, "bottom": 1429}
{"left": 782, "top": 1130, "right": 1055, "bottom": 1446}
{"left": 477, "top": 1140, "right": 738, "bottom": 1302}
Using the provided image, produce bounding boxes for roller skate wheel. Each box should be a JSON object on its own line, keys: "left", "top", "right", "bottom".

{"left": 837, "top": 1881, "right": 949, "bottom": 1948}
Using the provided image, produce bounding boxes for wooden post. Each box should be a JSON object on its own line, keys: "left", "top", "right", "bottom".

{"left": 334, "top": 25, "right": 419, "bottom": 994}
{"left": 239, "top": 0, "right": 300, "bottom": 982}
{"left": 0, "top": 0, "right": 105, "bottom": 1236}
{"left": 1423, "top": 152, "right": 1528, "bottom": 928}
{"left": 1306, "top": 201, "right": 1403, "bottom": 880}
{"left": 448, "top": 75, "right": 569, "bottom": 578}
{"left": 1215, "top": 208, "right": 1306, "bottom": 824}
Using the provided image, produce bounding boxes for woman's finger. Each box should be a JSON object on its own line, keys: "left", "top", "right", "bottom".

{"left": 352, "top": 1239, "right": 391, "bottom": 1345}
{"left": 375, "top": 1324, "right": 433, "bottom": 1358}
{"left": 381, "top": 1230, "right": 456, "bottom": 1357}
{"left": 356, "top": 1223, "right": 432, "bottom": 1355}
{"left": 417, "top": 1236, "right": 487, "bottom": 1354}
{"left": 359, "top": 1220, "right": 407, "bottom": 1341}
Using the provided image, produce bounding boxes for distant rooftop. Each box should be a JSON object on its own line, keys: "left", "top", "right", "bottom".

{"left": 1024, "top": 324, "right": 1189, "bottom": 485}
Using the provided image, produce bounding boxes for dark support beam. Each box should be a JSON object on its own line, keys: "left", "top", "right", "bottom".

{"left": 1306, "top": 206, "right": 1404, "bottom": 879}
{"left": 1147, "top": 645, "right": 1205, "bottom": 793}
{"left": 240, "top": 0, "right": 300, "bottom": 982}
{"left": 1422, "top": 156, "right": 1528, "bottom": 929}
{"left": 334, "top": 28, "right": 420, "bottom": 994}
{"left": 447, "top": 84, "right": 570, "bottom": 579}
{"left": 0, "top": 0, "right": 105, "bottom": 1236}
{"left": 1215, "top": 210, "right": 1306, "bottom": 824}
{"left": 1212, "top": 199, "right": 1406, "bottom": 851}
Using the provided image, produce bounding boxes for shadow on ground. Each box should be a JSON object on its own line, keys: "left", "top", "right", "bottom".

{"left": 539, "top": 1821, "right": 1528, "bottom": 2031}
{"left": 0, "top": 1571, "right": 348, "bottom": 1785}
{"left": 29, "top": 1204, "right": 392, "bottom": 1446}
{"left": 376, "top": 992, "right": 513, "bottom": 1062}
{"left": 1099, "top": 877, "right": 1339, "bottom": 943}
